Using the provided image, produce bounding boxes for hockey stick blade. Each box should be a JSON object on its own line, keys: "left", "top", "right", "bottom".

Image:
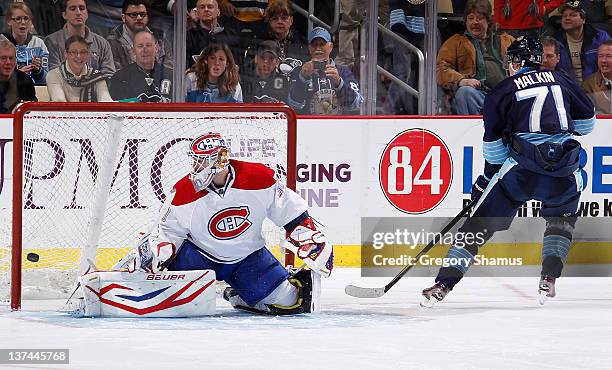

{"left": 345, "top": 284, "right": 385, "bottom": 298}
{"left": 344, "top": 199, "right": 477, "bottom": 299}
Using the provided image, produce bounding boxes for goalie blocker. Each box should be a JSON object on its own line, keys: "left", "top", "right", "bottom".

{"left": 78, "top": 270, "right": 216, "bottom": 317}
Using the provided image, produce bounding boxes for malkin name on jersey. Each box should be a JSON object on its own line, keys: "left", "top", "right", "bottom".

{"left": 513, "top": 71, "right": 555, "bottom": 90}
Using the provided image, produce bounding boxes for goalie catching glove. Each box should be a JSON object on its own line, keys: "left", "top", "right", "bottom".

{"left": 285, "top": 217, "right": 333, "bottom": 277}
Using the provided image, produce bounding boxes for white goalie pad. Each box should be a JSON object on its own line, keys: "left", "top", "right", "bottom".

{"left": 78, "top": 270, "right": 216, "bottom": 317}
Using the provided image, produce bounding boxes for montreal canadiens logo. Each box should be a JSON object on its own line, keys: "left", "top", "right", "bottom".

{"left": 208, "top": 206, "right": 253, "bottom": 239}
{"left": 191, "top": 133, "right": 224, "bottom": 156}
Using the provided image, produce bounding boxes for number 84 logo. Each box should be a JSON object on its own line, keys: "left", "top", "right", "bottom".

{"left": 379, "top": 129, "right": 453, "bottom": 214}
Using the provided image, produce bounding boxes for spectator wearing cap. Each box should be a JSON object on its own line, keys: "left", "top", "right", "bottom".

{"left": 242, "top": 40, "right": 290, "bottom": 103}
{"left": 262, "top": 0, "right": 308, "bottom": 77}
{"left": 288, "top": 27, "right": 363, "bottom": 115}
{"left": 552, "top": 1, "right": 611, "bottom": 83}
{"left": 0, "top": 38, "right": 37, "bottom": 113}
{"left": 436, "top": 0, "right": 513, "bottom": 115}
{"left": 107, "top": 0, "right": 174, "bottom": 71}
{"left": 109, "top": 30, "right": 173, "bottom": 102}
{"left": 44, "top": 0, "right": 115, "bottom": 77}
{"left": 582, "top": 40, "right": 612, "bottom": 114}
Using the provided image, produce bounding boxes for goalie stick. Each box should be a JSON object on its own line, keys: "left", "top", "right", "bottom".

{"left": 345, "top": 199, "right": 477, "bottom": 298}
{"left": 60, "top": 258, "right": 97, "bottom": 312}
{"left": 61, "top": 190, "right": 176, "bottom": 313}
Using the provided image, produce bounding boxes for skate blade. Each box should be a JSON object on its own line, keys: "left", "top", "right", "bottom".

{"left": 538, "top": 291, "right": 549, "bottom": 306}
{"left": 419, "top": 295, "right": 437, "bottom": 308}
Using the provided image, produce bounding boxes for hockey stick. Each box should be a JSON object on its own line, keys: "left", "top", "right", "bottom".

{"left": 60, "top": 259, "right": 97, "bottom": 312}
{"left": 345, "top": 199, "right": 477, "bottom": 298}
{"left": 61, "top": 191, "right": 176, "bottom": 313}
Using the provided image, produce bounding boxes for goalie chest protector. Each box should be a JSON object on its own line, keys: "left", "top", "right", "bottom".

{"left": 166, "top": 160, "right": 308, "bottom": 263}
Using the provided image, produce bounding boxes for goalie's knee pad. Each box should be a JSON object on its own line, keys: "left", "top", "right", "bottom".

{"left": 223, "top": 269, "right": 321, "bottom": 315}
{"left": 267, "top": 269, "right": 321, "bottom": 315}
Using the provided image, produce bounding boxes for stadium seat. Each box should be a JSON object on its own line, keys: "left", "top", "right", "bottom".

{"left": 35, "top": 85, "right": 50, "bottom": 102}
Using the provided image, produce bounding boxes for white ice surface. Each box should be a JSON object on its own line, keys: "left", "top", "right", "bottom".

{"left": 1, "top": 268, "right": 612, "bottom": 370}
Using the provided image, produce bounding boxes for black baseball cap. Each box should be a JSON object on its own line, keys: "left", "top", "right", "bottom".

{"left": 256, "top": 40, "right": 279, "bottom": 57}
{"left": 559, "top": 1, "right": 587, "bottom": 18}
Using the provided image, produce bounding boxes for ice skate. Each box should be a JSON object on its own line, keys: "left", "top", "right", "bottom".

{"left": 223, "top": 286, "right": 237, "bottom": 302}
{"left": 222, "top": 286, "right": 270, "bottom": 314}
{"left": 538, "top": 275, "right": 556, "bottom": 305}
{"left": 420, "top": 282, "right": 450, "bottom": 308}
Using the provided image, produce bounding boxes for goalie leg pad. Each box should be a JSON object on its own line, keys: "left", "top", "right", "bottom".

{"left": 78, "top": 270, "right": 216, "bottom": 317}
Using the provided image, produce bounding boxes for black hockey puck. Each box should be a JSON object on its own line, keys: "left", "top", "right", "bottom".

{"left": 26, "top": 252, "right": 39, "bottom": 262}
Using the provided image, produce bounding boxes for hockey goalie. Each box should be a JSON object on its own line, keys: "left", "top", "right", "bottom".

{"left": 80, "top": 132, "right": 333, "bottom": 317}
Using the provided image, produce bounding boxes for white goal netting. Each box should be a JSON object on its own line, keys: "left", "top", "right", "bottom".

{"left": 0, "top": 104, "right": 295, "bottom": 308}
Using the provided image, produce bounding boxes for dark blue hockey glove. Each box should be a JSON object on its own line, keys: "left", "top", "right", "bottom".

{"left": 471, "top": 175, "right": 490, "bottom": 203}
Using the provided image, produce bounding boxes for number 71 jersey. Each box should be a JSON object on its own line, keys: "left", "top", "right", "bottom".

{"left": 483, "top": 69, "right": 595, "bottom": 141}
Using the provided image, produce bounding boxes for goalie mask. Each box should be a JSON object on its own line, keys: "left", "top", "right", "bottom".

{"left": 189, "top": 133, "right": 229, "bottom": 191}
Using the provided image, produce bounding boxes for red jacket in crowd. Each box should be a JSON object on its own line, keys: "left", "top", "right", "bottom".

{"left": 493, "top": 0, "right": 566, "bottom": 30}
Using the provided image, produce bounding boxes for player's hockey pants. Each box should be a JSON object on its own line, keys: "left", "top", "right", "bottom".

{"left": 167, "top": 241, "right": 290, "bottom": 306}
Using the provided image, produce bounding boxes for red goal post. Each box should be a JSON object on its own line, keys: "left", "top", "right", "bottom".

{"left": 5, "top": 102, "right": 297, "bottom": 310}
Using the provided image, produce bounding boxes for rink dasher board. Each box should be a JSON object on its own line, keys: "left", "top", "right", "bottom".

{"left": 1, "top": 116, "right": 612, "bottom": 267}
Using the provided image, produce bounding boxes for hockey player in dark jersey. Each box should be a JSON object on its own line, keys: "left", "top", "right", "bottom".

{"left": 242, "top": 40, "right": 290, "bottom": 104}
{"left": 421, "top": 36, "right": 596, "bottom": 307}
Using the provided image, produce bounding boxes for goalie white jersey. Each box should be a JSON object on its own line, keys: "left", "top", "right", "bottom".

{"left": 153, "top": 160, "right": 308, "bottom": 263}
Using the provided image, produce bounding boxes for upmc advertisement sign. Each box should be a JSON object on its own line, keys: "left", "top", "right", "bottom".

{"left": 1, "top": 116, "right": 611, "bottom": 248}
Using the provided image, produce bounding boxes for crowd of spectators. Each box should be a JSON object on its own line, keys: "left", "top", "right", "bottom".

{"left": 1, "top": 0, "right": 612, "bottom": 115}
{"left": 437, "top": 0, "right": 612, "bottom": 115}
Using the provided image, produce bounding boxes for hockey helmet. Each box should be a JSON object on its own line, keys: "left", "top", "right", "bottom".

{"left": 189, "top": 132, "right": 229, "bottom": 191}
{"left": 506, "top": 36, "right": 543, "bottom": 72}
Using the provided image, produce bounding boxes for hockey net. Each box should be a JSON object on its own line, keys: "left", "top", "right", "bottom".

{"left": 1, "top": 102, "right": 296, "bottom": 310}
